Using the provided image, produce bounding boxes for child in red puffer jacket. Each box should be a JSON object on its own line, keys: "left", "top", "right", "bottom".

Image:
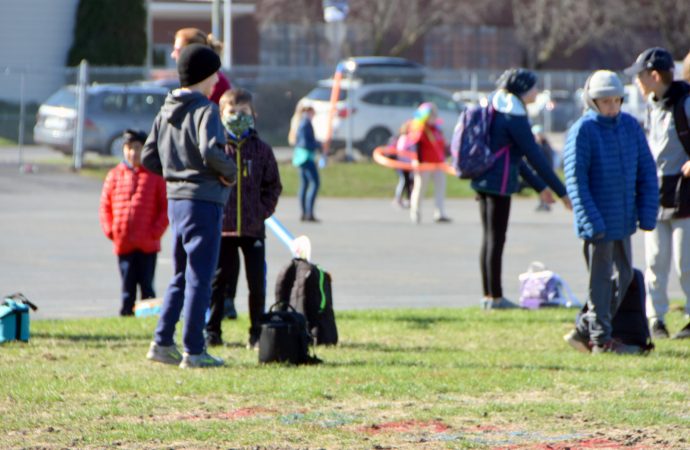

{"left": 100, "top": 129, "right": 168, "bottom": 316}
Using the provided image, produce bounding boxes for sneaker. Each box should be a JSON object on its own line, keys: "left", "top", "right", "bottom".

{"left": 179, "top": 351, "right": 225, "bottom": 368}
{"left": 563, "top": 329, "right": 592, "bottom": 353}
{"left": 672, "top": 321, "right": 690, "bottom": 339}
{"left": 223, "top": 298, "right": 237, "bottom": 320}
{"left": 485, "top": 297, "right": 520, "bottom": 310}
{"left": 205, "top": 332, "right": 224, "bottom": 347}
{"left": 591, "top": 338, "right": 642, "bottom": 355}
{"left": 480, "top": 297, "right": 491, "bottom": 310}
{"left": 146, "top": 342, "right": 183, "bottom": 365}
{"left": 246, "top": 334, "right": 260, "bottom": 351}
{"left": 650, "top": 319, "right": 670, "bottom": 339}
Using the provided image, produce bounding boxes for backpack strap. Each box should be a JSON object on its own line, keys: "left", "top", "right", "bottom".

{"left": 274, "top": 260, "right": 298, "bottom": 305}
{"left": 317, "top": 267, "right": 327, "bottom": 312}
{"left": 673, "top": 94, "right": 690, "bottom": 157}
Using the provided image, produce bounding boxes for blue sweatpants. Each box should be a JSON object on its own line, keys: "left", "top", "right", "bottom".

{"left": 118, "top": 251, "right": 157, "bottom": 315}
{"left": 154, "top": 199, "right": 223, "bottom": 355}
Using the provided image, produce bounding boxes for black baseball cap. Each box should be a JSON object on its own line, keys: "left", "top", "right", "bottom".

{"left": 122, "top": 129, "right": 147, "bottom": 145}
{"left": 624, "top": 47, "right": 674, "bottom": 76}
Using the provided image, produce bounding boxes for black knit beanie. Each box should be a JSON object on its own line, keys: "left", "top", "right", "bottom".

{"left": 496, "top": 68, "right": 538, "bottom": 96}
{"left": 177, "top": 43, "right": 221, "bottom": 87}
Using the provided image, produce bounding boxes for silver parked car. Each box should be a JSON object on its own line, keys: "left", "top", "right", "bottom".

{"left": 302, "top": 79, "right": 463, "bottom": 156}
{"left": 34, "top": 84, "right": 168, "bottom": 156}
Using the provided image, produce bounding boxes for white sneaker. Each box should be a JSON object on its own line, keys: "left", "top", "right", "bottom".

{"left": 179, "top": 351, "right": 225, "bottom": 369}
{"left": 146, "top": 342, "right": 183, "bottom": 365}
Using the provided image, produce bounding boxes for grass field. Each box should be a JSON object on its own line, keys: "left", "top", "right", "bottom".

{"left": 2, "top": 306, "right": 689, "bottom": 448}
{"left": 65, "top": 154, "right": 497, "bottom": 199}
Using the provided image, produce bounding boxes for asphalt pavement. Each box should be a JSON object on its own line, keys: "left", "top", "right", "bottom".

{"left": 0, "top": 145, "right": 680, "bottom": 319}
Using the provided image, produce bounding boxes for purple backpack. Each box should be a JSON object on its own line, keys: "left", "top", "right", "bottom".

{"left": 518, "top": 262, "right": 581, "bottom": 309}
{"left": 451, "top": 103, "right": 509, "bottom": 179}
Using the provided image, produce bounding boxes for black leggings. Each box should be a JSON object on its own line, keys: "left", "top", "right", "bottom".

{"left": 207, "top": 236, "right": 266, "bottom": 337}
{"left": 478, "top": 192, "right": 512, "bottom": 298}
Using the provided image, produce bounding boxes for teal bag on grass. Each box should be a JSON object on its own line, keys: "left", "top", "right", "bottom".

{"left": 0, "top": 293, "right": 38, "bottom": 343}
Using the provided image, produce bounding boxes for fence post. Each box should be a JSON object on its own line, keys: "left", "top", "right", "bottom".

{"left": 18, "top": 70, "right": 26, "bottom": 171}
{"left": 73, "top": 59, "right": 88, "bottom": 171}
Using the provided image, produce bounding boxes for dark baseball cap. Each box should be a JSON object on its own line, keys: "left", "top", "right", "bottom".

{"left": 122, "top": 129, "right": 147, "bottom": 145}
{"left": 624, "top": 47, "right": 674, "bottom": 76}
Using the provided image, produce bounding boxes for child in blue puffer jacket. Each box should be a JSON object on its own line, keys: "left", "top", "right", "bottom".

{"left": 563, "top": 70, "right": 658, "bottom": 355}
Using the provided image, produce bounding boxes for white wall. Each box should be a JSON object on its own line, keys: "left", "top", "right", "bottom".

{"left": 0, "top": 0, "right": 79, "bottom": 103}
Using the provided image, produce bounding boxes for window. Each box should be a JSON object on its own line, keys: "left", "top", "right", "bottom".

{"left": 307, "top": 86, "right": 347, "bottom": 102}
{"left": 362, "top": 90, "right": 422, "bottom": 108}
{"left": 127, "top": 93, "right": 165, "bottom": 114}
{"left": 100, "top": 93, "right": 125, "bottom": 113}
{"left": 420, "top": 91, "right": 460, "bottom": 113}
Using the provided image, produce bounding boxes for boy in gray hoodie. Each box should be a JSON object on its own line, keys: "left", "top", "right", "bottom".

{"left": 142, "top": 44, "right": 237, "bottom": 368}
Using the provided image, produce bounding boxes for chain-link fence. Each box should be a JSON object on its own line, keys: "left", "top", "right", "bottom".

{"left": 0, "top": 64, "right": 592, "bottom": 152}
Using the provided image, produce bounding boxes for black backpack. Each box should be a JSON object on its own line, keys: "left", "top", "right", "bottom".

{"left": 578, "top": 269, "right": 654, "bottom": 351}
{"left": 275, "top": 258, "right": 339, "bottom": 346}
{"left": 258, "top": 302, "right": 321, "bottom": 365}
{"left": 610, "top": 269, "right": 654, "bottom": 351}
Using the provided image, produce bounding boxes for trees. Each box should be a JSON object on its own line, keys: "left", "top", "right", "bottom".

{"left": 648, "top": 0, "right": 690, "bottom": 59}
{"left": 67, "top": 0, "right": 147, "bottom": 66}
{"left": 255, "top": 0, "right": 495, "bottom": 57}
{"left": 510, "top": 0, "right": 635, "bottom": 69}
{"left": 345, "top": 0, "right": 495, "bottom": 57}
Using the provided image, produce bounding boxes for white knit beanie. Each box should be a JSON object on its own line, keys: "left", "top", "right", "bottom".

{"left": 587, "top": 70, "right": 624, "bottom": 99}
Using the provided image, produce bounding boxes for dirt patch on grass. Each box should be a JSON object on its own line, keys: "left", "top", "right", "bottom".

{"left": 363, "top": 419, "right": 451, "bottom": 434}
{"left": 156, "top": 406, "right": 277, "bottom": 422}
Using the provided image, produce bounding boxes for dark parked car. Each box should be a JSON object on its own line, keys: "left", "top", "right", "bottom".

{"left": 34, "top": 84, "right": 168, "bottom": 156}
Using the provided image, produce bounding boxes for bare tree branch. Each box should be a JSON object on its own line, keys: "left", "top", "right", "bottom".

{"left": 651, "top": 0, "right": 690, "bottom": 59}
{"left": 511, "top": 0, "right": 640, "bottom": 68}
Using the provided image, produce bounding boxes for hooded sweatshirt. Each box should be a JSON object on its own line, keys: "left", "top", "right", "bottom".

{"left": 142, "top": 90, "right": 237, "bottom": 206}
{"left": 647, "top": 81, "right": 690, "bottom": 177}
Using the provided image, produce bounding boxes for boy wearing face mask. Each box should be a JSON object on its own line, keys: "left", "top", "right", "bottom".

{"left": 205, "top": 88, "right": 283, "bottom": 349}
{"left": 563, "top": 70, "right": 658, "bottom": 354}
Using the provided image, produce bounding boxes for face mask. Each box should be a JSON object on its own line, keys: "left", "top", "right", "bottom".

{"left": 222, "top": 112, "right": 254, "bottom": 139}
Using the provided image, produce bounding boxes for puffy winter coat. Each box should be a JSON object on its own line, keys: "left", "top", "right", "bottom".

{"left": 99, "top": 163, "right": 168, "bottom": 255}
{"left": 564, "top": 110, "right": 658, "bottom": 241}
{"left": 222, "top": 130, "right": 282, "bottom": 238}
{"left": 471, "top": 90, "right": 567, "bottom": 197}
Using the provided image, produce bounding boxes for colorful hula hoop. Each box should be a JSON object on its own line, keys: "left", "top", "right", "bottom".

{"left": 372, "top": 145, "right": 457, "bottom": 176}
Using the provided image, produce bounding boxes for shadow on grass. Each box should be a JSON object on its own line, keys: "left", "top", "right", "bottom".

{"left": 31, "top": 332, "right": 150, "bottom": 343}
{"left": 339, "top": 341, "right": 461, "bottom": 354}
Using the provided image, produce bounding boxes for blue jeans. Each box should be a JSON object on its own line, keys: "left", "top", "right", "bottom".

{"left": 154, "top": 199, "right": 223, "bottom": 355}
{"left": 298, "top": 159, "right": 320, "bottom": 218}
{"left": 117, "top": 251, "right": 157, "bottom": 315}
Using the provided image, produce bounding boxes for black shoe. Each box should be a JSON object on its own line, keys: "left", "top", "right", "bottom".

{"left": 120, "top": 309, "right": 134, "bottom": 317}
{"left": 223, "top": 298, "right": 237, "bottom": 320}
{"left": 304, "top": 215, "right": 320, "bottom": 223}
{"left": 672, "top": 321, "right": 690, "bottom": 339}
{"left": 205, "top": 332, "right": 224, "bottom": 347}
{"left": 434, "top": 216, "right": 452, "bottom": 223}
{"left": 651, "top": 320, "right": 670, "bottom": 339}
